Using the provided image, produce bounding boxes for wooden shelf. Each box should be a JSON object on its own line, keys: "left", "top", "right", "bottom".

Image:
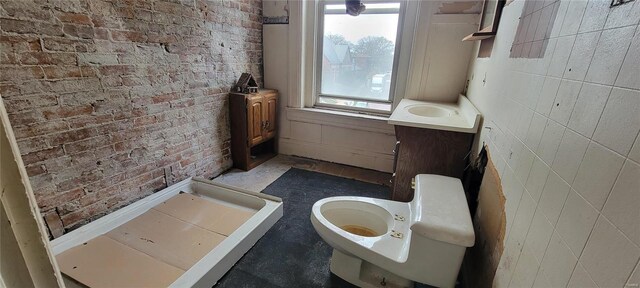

{"left": 462, "top": 31, "right": 495, "bottom": 41}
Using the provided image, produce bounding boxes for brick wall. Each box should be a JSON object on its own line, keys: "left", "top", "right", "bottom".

{"left": 0, "top": 0, "right": 263, "bottom": 237}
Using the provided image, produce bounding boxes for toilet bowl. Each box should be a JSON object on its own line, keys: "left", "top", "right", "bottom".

{"left": 310, "top": 174, "right": 475, "bottom": 288}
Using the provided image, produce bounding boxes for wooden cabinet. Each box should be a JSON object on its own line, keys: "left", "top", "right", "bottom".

{"left": 391, "top": 125, "right": 475, "bottom": 202}
{"left": 263, "top": 93, "right": 277, "bottom": 139}
{"left": 229, "top": 89, "right": 278, "bottom": 171}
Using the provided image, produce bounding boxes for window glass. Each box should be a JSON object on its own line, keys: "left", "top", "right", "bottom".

{"left": 318, "top": 2, "right": 400, "bottom": 113}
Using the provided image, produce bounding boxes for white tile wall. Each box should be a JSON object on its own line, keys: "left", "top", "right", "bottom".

{"left": 630, "top": 134, "right": 640, "bottom": 163}
{"left": 556, "top": 190, "right": 599, "bottom": 255}
{"left": 535, "top": 77, "right": 561, "bottom": 116}
{"left": 549, "top": 79, "right": 582, "bottom": 125}
{"left": 629, "top": 262, "right": 640, "bottom": 288}
{"left": 551, "top": 128, "right": 588, "bottom": 183}
{"left": 558, "top": 0, "right": 588, "bottom": 36}
{"left": 549, "top": 0, "right": 569, "bottom": 38}
{"left": 532, "top": 268, "right": 553, "bottom": 288}
{"left": 493, "top": 239, "right": 520, "bottom": 288}
{"left": 525, "top": 156, "right": 550, "bottom": 202}
{"left": 540, "top": 232, "right": 578, "bottom": 287}
{"left": 465, "top": 0, "right": 640, "bottom": 286}
{"left": 604, "top": 1, "right": 640, "bottom": 29}
{"left": 507, "top": 190, "right": 537, "bottom": 250}
{"left": 524, "top": 74, "right": 545, "bottom": 109}
{"left": 578, "top": 0, "right": 610, "bottom": 33}
{"left": 566, "top": 82, "right": 611, "bottom": 138}
{"left": 515, "top": 145, "right": 536, "bottom": 184}
{"left": 524, "top": 112, "right": 547, "bottom": 150}
{"left": 592, "top": 87, "right": 640, "bottom": 155}
{"left": 524, "top": 209, "right": 554, "bottom": 263}
{"left": 602, "top": 160, "right": 640, "bottom": 245}
{"left": 509, "top": 246, "right": 540, "bottom": 287}
{"left": 584, "top": 25, "right": 636, "bottom": 85}
{"left": 572, "top": 141, "right": 625, "bottom": 210}
{"left": 546, "top": 35, "right": 575, "bottom": 77}
{"left": 563, "top": 31, "right": 600, "bottom": 81}
{"left": 567, "top": 262, "right": 598, "bottom": 288}
{"left": 515, "top": 105, "right": 535, "bottom": 142}
{"left": 615, "top": 27, "right": 640, "bottom": 90}
{"left": 580, "top": 216, "right": 640, "bottom": 287}
{"left": 536, "top": 120, "right": 565, "bottom": 165}
{"left": 537, "top": 171, "right": 570, "bottom": 225}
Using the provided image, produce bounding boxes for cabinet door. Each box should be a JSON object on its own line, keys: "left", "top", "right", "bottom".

{"left": 263, "top": 94, "right": 277, "bottom": 139}
{"left": 247, "top": 96, "right": 265, "bottom": 146}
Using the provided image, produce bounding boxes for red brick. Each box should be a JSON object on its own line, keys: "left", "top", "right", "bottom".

{"left": 1, "top": 19, "right": 38, "bottom": 34}
{"left": 63, "top": 135, "right": 111, "bottom": 155}
{"left": 21, "top": 146, "right": 65, "bottom": 165}
{"left": 43, "top": 66, "right": 82, "bottom": 79}
{"left": 1, "top": 1, "right": 53, "bottom": 22}
{"left": 3, "top": 94, "right": 58, "bottom": 112}
{"left": 151, "top": 92, "right": 179, "bottom": 103}
{"left": 111, "top": 30, "right": 147, "bottom": 42}
{"left": 98, "top": 65, "right": 135, "bottom": 76}
{"left": 42, "top": 38, "right": 96, "bottom": 53}
{"left": 41, "top": 105, "right": 94, "bottom": 120}
{"left": 62, "top": 24, "right": 94, "bottom": 39}
{"left": 43, "top": 210, "right": 65, "bottom": 238}
{"left": 16, "top": 138, "right": 48, "bottom": 155}
{"left": 56, "top": 170, "right": 103, "bottom": 192}
{"left": 19, "top": 52, "right": 77, "bottom": 65}
{"left": 164, "top": 141, "right": 191, "bottom": 156}
{"left": 67, "top": 114, "right": 114, "bottom": 129}
{"left": 94, "top": 28, "right": 109, "bottom": 40}
{"left": 61, "top": 201, "right": 106, "bottom": 228}
{"left": 48, "top": 127, "right": 96, "bottom": 146}
{"left": 0, "top": 66, "right": 45, "bottom": 82}
{"left": 13, "top": 120, "right": 69, "bottom": 139}
{"left": 57, "top": 12, "right": 93, "bottom": 25}
{"left": 78, "top": 185, "right": 121, "bottom": 207}
{"left": 133, "top": 115, "right": 156, "bottom": 127}
{"left": 7, "top": 110, "right": 42, "bottom": 125}
{"left": 38, "top": 188, "right": 84, "bottom": 211}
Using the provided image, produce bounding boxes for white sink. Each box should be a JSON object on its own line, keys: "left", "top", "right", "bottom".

{"left": 388, "top": 96, "right": 481, "bottom": 133}
{"left": 406, "top": 105, "right": 457, "bottom": 118}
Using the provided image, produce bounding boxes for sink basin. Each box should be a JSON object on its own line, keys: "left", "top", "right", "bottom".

{"left": 388, "top": 96, "right": 481, "bottom": 133}
{"left": 406, "top": 105, "right": 455, "bottom": 118}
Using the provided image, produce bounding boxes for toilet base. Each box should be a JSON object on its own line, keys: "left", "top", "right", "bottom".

{"left": 330, "top": 249, "right": 413, "bottom": 288}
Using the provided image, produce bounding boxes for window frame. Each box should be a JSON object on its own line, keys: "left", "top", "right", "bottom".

{"left": 313, "top": 0, "right": 407, "bottom": 115}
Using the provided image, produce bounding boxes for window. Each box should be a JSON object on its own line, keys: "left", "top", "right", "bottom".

{"left": 315, "top": 1, "right": 402, "bottom": 114}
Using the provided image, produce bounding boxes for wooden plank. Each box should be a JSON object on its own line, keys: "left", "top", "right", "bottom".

{"left": 106, "top": 209, "right": 226, "bottom": 271}
{"left": 0, "top": 97, "right": 64, "bottom": 287}
{"left": 56, "top": 236, "right": 184, "bottom": 288}
{"left": 1, "top": 204, "right": 35, "bottom": 288}
{"left": 153, "top": 193, "right": 255, "bottom": 236}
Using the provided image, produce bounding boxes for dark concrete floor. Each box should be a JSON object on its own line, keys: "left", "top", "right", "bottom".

{"left": 215, "top": 169, "right": 393, "bottom": 288}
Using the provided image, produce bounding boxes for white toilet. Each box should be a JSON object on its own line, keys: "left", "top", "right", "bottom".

{"left": 310, "top": 174, "right": 474, "bottom": 288}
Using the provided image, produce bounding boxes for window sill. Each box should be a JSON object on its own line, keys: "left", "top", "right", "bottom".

{"left": 286, "top": 107, "right": 395, "bottom": 134}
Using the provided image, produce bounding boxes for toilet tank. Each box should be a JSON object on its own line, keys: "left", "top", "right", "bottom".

{"left": 409, "top": 174, "right": 475, "bottom": 247}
